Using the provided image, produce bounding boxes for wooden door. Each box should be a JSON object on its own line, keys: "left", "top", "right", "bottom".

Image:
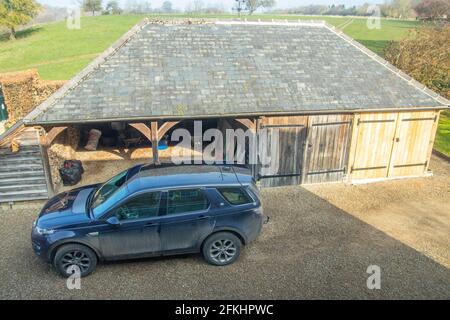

{"left": 258, "top": 116, "right": 308, "bottom": 187}
{"left": 303, "top": 114, "right": 353, "bottom": 184}
{"left": 349, "top": 112, "right": 398, "bottom": 180}
{"left": 388, "top": 111, "right": 439, "bottom": 177}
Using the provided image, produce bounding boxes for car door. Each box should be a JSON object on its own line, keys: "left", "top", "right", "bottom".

{"left": 98, "top": 191, "right": 162, "bottom": 259}
{"left": 159, "top": 188, "right": 215, "bottom": 254}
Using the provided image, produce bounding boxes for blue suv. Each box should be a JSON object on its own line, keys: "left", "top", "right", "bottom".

{"left": 31, "top": 164, "right": 264, "bottom": 277}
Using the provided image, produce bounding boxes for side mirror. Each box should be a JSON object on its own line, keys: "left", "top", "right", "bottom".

{"left": 106, "top": 216, "right": 121, "bottom": 227}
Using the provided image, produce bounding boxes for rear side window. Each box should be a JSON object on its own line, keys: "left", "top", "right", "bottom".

{"left": 218, "top": 187, "right": 253, "bottom": 205}
{"left": 167, "top": 189, "right": 209, "bottom": 215}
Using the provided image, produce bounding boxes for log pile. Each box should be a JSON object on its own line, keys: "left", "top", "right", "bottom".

{"left": 47, "top": 126, "right": 80, "bottom": 189}
{"left": 0, "top": 69, "right": 65, "bottom": 127}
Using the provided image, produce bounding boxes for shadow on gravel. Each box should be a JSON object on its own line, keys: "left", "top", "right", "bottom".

{"left": 0, "top": 186, "right": 449, "bottom": 299}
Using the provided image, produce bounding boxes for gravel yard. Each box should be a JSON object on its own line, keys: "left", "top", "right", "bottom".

{"left": 0, "top": 155, "right": 449, "bottom": 299}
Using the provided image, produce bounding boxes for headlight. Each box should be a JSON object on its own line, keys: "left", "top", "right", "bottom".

{"left": 35, "top": 226, "right": 56, "bottom": 235}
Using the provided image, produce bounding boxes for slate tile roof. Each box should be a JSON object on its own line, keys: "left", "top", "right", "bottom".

{"left": 24, "top": 20, "right": 448, "bottom": 125}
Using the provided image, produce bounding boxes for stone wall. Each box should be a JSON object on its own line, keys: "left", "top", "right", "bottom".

{"left": 0, "top": 69, "right": 65, "bottom": 127}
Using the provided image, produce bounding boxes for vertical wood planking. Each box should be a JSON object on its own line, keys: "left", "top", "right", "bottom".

{"left": 303, "top": 114, "right": 352, "bottom": 184}
{"left": 258, "top": 116, "right": 307, "bottom": 187}
{"left": 350, "top": 112, "right": 397, "bottom": 180}
{"left": 389, "top": 111, "right": 437, "bottom": 177}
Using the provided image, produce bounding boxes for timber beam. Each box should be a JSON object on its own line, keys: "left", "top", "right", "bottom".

{"left": 41, "top": 126, "right": 68, "bottom": 146}
{"left": 235, "top": 118, "right": 256, "bottom": 133}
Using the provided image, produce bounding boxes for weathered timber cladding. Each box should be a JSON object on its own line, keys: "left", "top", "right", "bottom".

{"left": 303, "top": 114, "right": 353, "bottom": 184}
{"left": 258, "top": 116, "right": 308, "bottom": 188}
{"left": 0, "top": 128, "right": 49, "bottom": 202}
{"left": 348, "top": 110, "right": 440, "bottom": 181}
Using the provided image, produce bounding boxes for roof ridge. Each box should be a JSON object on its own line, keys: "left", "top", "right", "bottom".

{"left": 322, "top": 21, "right": 449, "bottom": 107}
{"left": 24, "top": 18, "right": 151, "bottom": 124}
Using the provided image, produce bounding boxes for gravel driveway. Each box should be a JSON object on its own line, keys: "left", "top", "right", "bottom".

{"left": 0, "top": 156, "right": 449, "bottom": 299}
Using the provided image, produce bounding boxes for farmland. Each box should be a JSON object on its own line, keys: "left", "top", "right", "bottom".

{"left": 0, "top": 14, "right": 447, "bottom": 156}
{"left": 0, "top": 14, "right": 422, "bottom": 80}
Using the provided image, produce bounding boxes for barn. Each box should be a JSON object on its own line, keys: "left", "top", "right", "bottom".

{"left": 6, "top": 19, "right": 447, "bottom": 199}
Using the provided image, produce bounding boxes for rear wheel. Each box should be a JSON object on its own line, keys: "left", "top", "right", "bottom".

{"left": 53, "top": 244, "right": 97, "bottom": 278}
{"left": 202, "top": 232, "right": 242, "bottom": 266}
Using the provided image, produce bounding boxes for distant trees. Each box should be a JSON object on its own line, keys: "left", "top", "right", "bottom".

{"left": 161, "top": 1, "right": 173, "bottom": 13}
{"left": 0, "top": 0, "right": 41, "bottom": 40}
{"left": 124, "top": 0, "right": 152, "bottom": 14}
{"left": 83, "top": 0, "right": 103, "bottom": 16}
{"left": 104, "top": 0, "right": 122, "bottom": 15}
{"left": 384, "top": 25, "right": 450, "bottom": 99}
{"left": 271, "top": 0, "right": 448, "bottom": 19}
{"left": 245, "top": 0, "right": 276, "bottom": 14}
{"left": 414, "top": 0, "right": 450, "bottom": 19}
{"left": 380, "top": 0, "right": 417, "bottom": 19}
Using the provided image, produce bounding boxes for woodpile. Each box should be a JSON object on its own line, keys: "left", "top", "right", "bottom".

{"left": 0, "top": 69, "right": 65, "bottom": 127}
{"left": 47, "top": 126, "right": 80, "bottom": 189}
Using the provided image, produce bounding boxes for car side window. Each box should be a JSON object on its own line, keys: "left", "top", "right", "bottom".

{"left": 218, "top": 187, "right": 253, "bottom": 205}
{"left": 113, "top": 192, "right": 162, "bottom": 221}
{"left": 167, "top": 189, "right": 208, "bottom": 215}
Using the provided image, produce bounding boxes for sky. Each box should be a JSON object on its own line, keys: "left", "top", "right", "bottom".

{"left": 38, "top": 0, "right": 382, "bottom": 11}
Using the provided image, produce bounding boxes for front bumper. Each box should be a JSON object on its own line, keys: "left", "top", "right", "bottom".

{"left": 31, "top": 229, "right": 51, "bottom": 262}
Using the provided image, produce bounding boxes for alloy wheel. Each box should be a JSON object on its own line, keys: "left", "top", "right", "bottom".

{"left": 209, "top": 239, "right": 237, "bottom": 264}
{"left": 60, "top": 250, "right": 91, "bottom": 274}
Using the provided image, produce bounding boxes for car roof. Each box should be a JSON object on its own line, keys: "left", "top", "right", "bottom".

{"left": 126, "top": 164, "right": 252, "bottom": 193}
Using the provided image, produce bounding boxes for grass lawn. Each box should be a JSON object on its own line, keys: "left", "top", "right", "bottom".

{"left": 0, "top": 14, "right": 421, "bottom": 80}
{"left": 436, "top": 111, "right": 450, "bottom": 156}
{"left": 0, "top": 14, "right": 447, "bottom": 155}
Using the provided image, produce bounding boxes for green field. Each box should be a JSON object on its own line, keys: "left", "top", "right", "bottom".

{"left": 0, "top": 14, "right": 421, "bottom": 80}
{"left": 436, "top": 111, "right": 450, "bottom": 156}
{"left": 0, "top": 14, "right": 447, "bottom": 155}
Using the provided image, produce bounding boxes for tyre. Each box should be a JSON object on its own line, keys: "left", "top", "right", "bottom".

{"left": 202, "top": 232, "right": 242, "bottom": 266}
{"left": 53, "top": 244, "right": 98, "bottom": 278}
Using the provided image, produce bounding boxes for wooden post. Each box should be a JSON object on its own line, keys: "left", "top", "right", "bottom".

{"left": 425, "top": 111, "right": 440, "bottom": 174}
{"left": 37, "top": 128, "right": 54, "bottom": 197}
{"left": 151, "top": 121, "right": 159, "bottom": 165}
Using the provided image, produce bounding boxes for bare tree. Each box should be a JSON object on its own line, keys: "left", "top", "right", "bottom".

{"left": 415, "top": 0, "right": 450, "bottom": 20}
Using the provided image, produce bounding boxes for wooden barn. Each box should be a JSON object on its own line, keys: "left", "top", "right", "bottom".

{"left": 5, "top": 19, "right": 446, "bottom": 199}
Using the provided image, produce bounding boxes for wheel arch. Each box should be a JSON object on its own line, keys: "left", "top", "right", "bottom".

{"left": 48, "top": 240, "right": 102, "bottom": 263}
{"left": 200, "top": 227, "right": 247, "bottom": 250}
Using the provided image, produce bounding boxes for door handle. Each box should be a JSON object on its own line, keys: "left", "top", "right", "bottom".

{"left": 197, "top": 215, "right": 209, "bottom": 220}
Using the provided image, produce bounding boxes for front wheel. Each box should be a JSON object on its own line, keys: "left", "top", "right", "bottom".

{"left": 53, "top": 244, "right": 97, "bottom": 278}
{"left": 202, "top": 232, "right": 242, "bottom": 266}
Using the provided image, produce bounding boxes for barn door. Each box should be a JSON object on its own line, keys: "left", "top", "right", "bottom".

{"left": 303, "top": 115, "right": 352, "bottom": 184}
{"left": 258, "top": 116, "right": 308, "bottom": 187}
{"left": 349, "top": 112, "right": 398, "bottom": 180}
{"left": 388, "top": 111, "right": 439, "bottom": 177}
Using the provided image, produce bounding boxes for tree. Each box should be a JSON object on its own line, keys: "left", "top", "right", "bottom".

{"left": 415, "top": 0, "right": 450, "bottom": 20}
{"left": 384, "top": 25, "right": 450, "bottom": 99}
{"left": 0, "top": 0, "right": 40, "bottom": 40}
{"left": 83, "top": 0, "right": 103, "bottom": 16}
{"left": 161, "top": 1, "right": 173, "bottom": 13}
{"left": 381, "top": 0, "right": 417, "bottom": 18}
{"left": 104, "top": 1, "right": 122, "bottom": 15}
{"left": 245, "top": 0, "right": 276, "bottom": 15}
